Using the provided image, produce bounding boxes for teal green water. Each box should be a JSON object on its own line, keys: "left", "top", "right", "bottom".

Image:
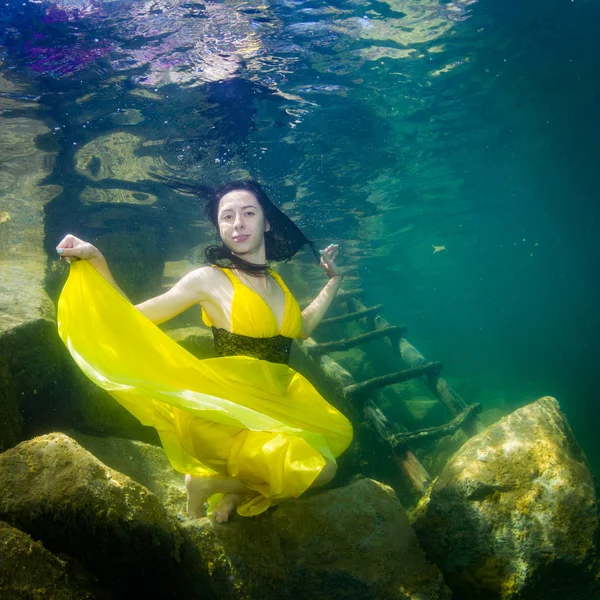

{"left": 2, "top": 0, "right": 599, "bottom": 470}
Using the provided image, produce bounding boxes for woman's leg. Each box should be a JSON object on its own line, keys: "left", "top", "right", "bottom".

{"left": 209, "top": 460, "right": 337, "bottom": 522}
{"left": 186, "top": 460, "right": 337, "bottom": 521}
{"left": 311, "top": 459, "right": 337, "bottom": 488}
{"left": 185, "top": 474, "right": 255, "bottom": 519}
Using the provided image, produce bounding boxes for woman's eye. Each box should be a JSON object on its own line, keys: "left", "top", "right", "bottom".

{"left": 245, "top": 211, "right": 255, "bottom": 217}
{"left": 222, "top": 215, "right": 232, "bottom": 221}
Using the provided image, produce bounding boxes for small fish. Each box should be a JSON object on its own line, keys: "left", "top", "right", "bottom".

{"left": 432, "top": 244, "right": 447, "bottom": 254}
{"left": 0, "top": 211, "right": 11, "bottom": 224}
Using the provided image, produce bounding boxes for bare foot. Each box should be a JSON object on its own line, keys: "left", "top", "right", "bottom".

{"left": 185, "top": 474, "right": 215, "bottom": 518}
{"left": 213, "top": 494, "right": 244, "bottom": 524}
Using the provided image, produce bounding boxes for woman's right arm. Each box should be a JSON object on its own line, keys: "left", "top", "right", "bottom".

{"left": 56, "top": 234, "right": 208, "bottom": 324}
{"left": 56, "top": 234, "right": 128, "bottom": 297}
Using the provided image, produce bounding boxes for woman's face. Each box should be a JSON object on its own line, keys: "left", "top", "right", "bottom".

{"left": 217, "top": 190, "right": 270, "bottom": 257}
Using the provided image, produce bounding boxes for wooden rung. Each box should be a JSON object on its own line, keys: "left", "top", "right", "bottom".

{"left": 344, "top": 361, "right": 443, "bottom": 398}
{"left": 363, "top": 400, "right": 431, "bottom": 492}
{"left": 308, "top": 325, "right": 407, "bottom": 356}
{"left": 336, "top": 289, "right": 363, "bottom": 302}
{"left": 320, "top": 305, "right": 383, "bottom": 326}
{"left": 299, "top": 288, "right": 363, "bottom": 307}
{"left": 392, "top": 403, "right": 481, "bottom": 447}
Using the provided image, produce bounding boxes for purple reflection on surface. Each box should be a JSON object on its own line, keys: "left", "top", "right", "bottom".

{"left": 26, "top": 42, "right": 113, "bottom": 76}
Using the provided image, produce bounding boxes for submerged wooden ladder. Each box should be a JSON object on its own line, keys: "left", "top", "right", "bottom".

{"left": 296, "top": 287, "right": 483, "bottom": 495}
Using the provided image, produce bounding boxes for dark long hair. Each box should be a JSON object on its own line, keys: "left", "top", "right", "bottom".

{"left": 158, "top": 176, "right": 318, "bottom": 275}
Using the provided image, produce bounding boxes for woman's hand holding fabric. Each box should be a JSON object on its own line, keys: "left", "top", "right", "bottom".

{"left": 56, "top": 234, "right": 101, "bottom": 263}
{"left": 319, "top": 244, "right": 342, "bottom": 278}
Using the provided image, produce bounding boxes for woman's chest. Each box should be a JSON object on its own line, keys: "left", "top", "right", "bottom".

{"left": 201, "top": 271, "right": 289, "bottom": 337}
{"left": 232, "top": 277, "right": 286, "bottom": 335}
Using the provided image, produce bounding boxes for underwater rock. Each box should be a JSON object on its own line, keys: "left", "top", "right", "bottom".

{"left": 0, "top": 117, "right": 60, "bottom": 335}
{"left": 0, "top": 433, "right": 200, "bottom": 599}
{"left": 80, "top": 187, "right": 158, "bottom": 205}
{"left": 0, "top": 103, "right": 62, "bottom": 451}
{"left": 0, "top": 363, "right": 21, "bottom": 451}
{"left": 57, "top": 363, "right": 161, "bottom": 444}
{"left": 69, "top": 431, "right": 187, "bottom": 517}
{"left": 162, "top": 258, "right": 198, "bottom": 286}
{"left": 167, "top": 326, "right": 216, "bottom": 359}
{"left": 74, "top": 131, "right": 157, "bottom": 182}
{"left": 181, "top": 478, "right": 449, "bottom": 600}
{"left": 109, "top": 108, "right": 145, "bottom": 126}
{"left": 271, "top": 478, "right": 451, "bottom": 600}
{"left": 411, "top": 396, "right": 599, "bottom": 600}
{"left": 0, "top": 520, "right": 109, "bottom": 599}
{"left": 92, "top": 230, "right": 165, "bottom": 302}
{"left": 418, "top": 427, "right": 470, "bottom": 478}
{"left": 182, "top": 516, "right": 290, "bottom": 600}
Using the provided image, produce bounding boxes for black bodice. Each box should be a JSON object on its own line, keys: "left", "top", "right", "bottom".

{"left": 212, "top": 327, "right": 292, "bottom": 365}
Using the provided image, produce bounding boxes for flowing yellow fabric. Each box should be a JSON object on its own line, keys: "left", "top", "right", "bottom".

{"left": 57, "top": 260, "right": 353, "bottom": 516}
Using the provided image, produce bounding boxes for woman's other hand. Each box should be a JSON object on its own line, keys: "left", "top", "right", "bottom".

{"left": 56, "top": 234, "right": 101, "bottom": 263}
{"left": 319, "top": 243, "right": 342, "bottom": 278}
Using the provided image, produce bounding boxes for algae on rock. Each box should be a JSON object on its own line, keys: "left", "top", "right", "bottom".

{"left": 272, "top": 477, "right": 451, "bottom": 600}
{"left": 0, "top": 520, "right": 109, "bottom": 599}
{"left": 182, "top": 516, "right": 290, "bottom": 600}
{"left": 0, "top": 431, "right": 452, "bottom": 600}
{"left": 411, "top": 396, "right": 599, "bottom": 600}
{"left": 70, "top": 431, "right": 187, "bottom": 517}
{"left": 0, "top": 433, "right": 200, "bottom": 599}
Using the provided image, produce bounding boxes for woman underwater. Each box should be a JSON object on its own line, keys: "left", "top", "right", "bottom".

{"left": 56, "top": 180, "right": 354, "bottom": 523}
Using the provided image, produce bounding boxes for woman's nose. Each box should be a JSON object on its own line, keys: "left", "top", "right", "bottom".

{"left": 233, "top": 214, "right": 244, "bottom": 229}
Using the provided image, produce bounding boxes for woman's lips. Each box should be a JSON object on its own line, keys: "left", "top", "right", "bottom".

{"left": 233, "top": 235, "right": 250, "bottom": 243}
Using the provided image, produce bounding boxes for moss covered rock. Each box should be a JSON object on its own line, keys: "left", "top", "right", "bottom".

{"left": 272, "top": 477, "right": 450, "bottom": 600}
{"left": 411, "top": 396, "right": 599, "bottom": 600}
{"left": 179, "top": 478, "right": 449, "bottom": 600}
{"left": 182, "top": 516, "right": 289, "bottom": 600}
{"left": 0, "top": 520, "right": 109, "bottom": 599}
{"left": 0, "top": 433, "right": 203, "bottom": 599}
{"left": 69, "top": 431, "right": 186, "bottom": 517}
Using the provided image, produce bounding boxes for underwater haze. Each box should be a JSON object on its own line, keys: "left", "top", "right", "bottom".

{"left": 1, "top": 0, "right": 599, "bottom": 476}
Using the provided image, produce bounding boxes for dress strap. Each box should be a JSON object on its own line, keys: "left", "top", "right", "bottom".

{"left": 201, "top": 266, "right": 237, "bottom": 328}
{"left": 218, "top": 267, "right": 239, "bottom": 287}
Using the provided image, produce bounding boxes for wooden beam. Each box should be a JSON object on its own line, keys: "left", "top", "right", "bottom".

{"left": 364, "top": 401, "right": 431, "bottom": 493}
{"left": 392, "top": 403, "right": 481, "bottom": 447}
{"left": 335, "top": 288, "right": 363, "bottom": 302}
{"left": 307, "top": 325, "right": 407, "bottom": 356}
{"left": 344, "top": 362, "right": 443, "bottom": 399}
{"left": 320, "top": 304, "right": 383, "bottom": 327}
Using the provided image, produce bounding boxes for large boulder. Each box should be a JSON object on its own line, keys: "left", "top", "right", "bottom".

{"left": 0, "top": 433, "right": 202, "bottom": 599}
{"left": 69, "top": 431, "right": 187, "bottom": 517}
{"left": 411, "top": 396, "right": 599, "bottom": 600}
{"left": 66, "top": 432, "right": 448, "bottom": 600}
{"left": 181, "top": 478, "right": 449, "bottom": 600}
{"left": 271, "top": 477, "right": 450, "bottom": 600}
{"left": 0, "top": 432, "right": 450, "bottom": 600}
{"left": 182, "top": 516, "right": 289, "bottom": 600}
{"left": 0, "top": 520, "right": 109, "bottom": 599}
{"left": 57, "top": 364, "right": 161, "bottom": 444}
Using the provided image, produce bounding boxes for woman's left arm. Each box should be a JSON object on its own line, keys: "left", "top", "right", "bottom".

{"left": 301, "top": 244, "right": 344, "bottom": 338}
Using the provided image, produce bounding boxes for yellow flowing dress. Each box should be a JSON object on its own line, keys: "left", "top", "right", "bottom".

{"left": 57, "top": 260, "right": 353, "bottom": 516}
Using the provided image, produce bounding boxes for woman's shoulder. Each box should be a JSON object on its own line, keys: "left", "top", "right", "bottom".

{"left": 174, "top": 265, "right": 230, "bottom": 297}
{"left": 184, "top": 265, "right": 227, "bottom": 282}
